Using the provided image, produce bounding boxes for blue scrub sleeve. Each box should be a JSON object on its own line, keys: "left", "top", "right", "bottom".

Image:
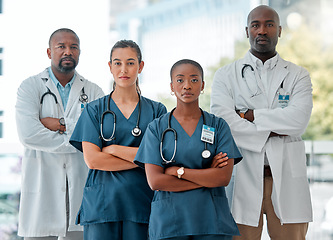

{"left": 70, "top": 103, "right": 103, "bottom": 152}
{"left": 215, "top": 118, "right": 242, "bottom": 165}
{"left": 134, "top": 119, "right": 163, "bottom": 169}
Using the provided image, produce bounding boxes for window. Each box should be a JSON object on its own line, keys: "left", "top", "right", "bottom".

{"left": 0, "top": 48, "right": 2, "bottom": 76}
{"left": 0, "top": 111, "right": 3, "bottom": 138}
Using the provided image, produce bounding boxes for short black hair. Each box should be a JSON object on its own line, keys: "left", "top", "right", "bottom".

{"left": 110, "top": 39, "right": 142, "bottom": 63}
{"left": 49, "top": 28, "right": 80, "bottom": 47}
{"left": 170, "top": 59, "right": 204, "bottom": 81}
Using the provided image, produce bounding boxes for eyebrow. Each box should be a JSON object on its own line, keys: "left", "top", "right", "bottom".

{"left": 113, "top": 58, "right": 136, "bottom": 61}
{"left": 175, "top": 74, "right": 199, "bottom": 77}
{"left": 251, "top": 19, "right": 276, "bottom": 24}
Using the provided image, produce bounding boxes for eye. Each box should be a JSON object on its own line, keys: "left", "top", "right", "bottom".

{"left": 251, "top": 24, "right": 259, "bottom": 28}
{"left": 267, "top": 23, "right": 274, "bottom": 27}
{"left": 71, "top": 46, "right": 79, "bottom": 50}
{"left": 128, "top": 62, "right": 135, "bottom": 65}
{"left": 114, "top": 62, "right": 121, "bottom": 66}
{"left": 191, "top": 78, "right": 199, "bottom": 83}
{"left": 176, "top": 79, "right": 183, "bottom": 83}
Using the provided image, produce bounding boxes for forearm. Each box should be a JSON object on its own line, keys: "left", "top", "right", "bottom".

{"left": 102, "top": 145, "right": 138, "bottom": 163}
{"left": 83, "top": 142, "right": 138, "bottom": 171}
{"left": 167, "top": 160, "right": 234, "bottom": 188}
{"left": 147, "top": 173, "right": 202, "bottom": 192}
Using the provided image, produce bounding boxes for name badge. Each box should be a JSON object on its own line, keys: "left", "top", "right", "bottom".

{"left": 81, "top": 103, "right": 86, "bottom": 112}
{"left": 201, "top": 125, "right": 215, "bottom": 144}
{"left": 278, "top": 94, "right": 289, "bottom": 108}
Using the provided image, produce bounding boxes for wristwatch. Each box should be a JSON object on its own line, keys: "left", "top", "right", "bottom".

{"left": 177, "top": 167, "right": 185, "bottom": 179}
{"left": 239, "top": 109, "right": 247, "bottom": 119}
{"left": 59, "top": 117, "right": 65, "bottom": 126}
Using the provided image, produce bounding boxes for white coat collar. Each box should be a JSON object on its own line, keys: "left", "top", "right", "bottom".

{"left": 243, "top": 52, "right": 289, "bottom": 107}
{"left": 40, "top": 68, "right": 86, "bottom": 116}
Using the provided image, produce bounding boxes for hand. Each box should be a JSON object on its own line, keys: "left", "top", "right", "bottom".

{"left": 236, "top": 109, "right": 254, "bottom": 122}
{"left": 164, "top": 166, "right": 178, "bottom": 177}
{"left": 269, "top": 132, "right": 288, "bottom": 137}
{"left": 40, "top": 117, "right": 66, "bottom": 133}
{"left": 211, "top": 152, "right": 229, "bottom": 168}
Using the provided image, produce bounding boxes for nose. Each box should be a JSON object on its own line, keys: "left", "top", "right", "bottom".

{"left": 64, "top": 47, "right": 72, "bottom": 56}
{"left": 183, "top": 80, "right": 192, "bottom": 90}
{"left": 258, "top": 25, "right": 267, "bottom": 35}
{"left": 121, "top": 65, "right": 127, "bottom": 73}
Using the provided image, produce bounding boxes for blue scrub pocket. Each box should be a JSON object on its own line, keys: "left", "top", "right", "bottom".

{"left": 149, "top": 197, "right": 177, "bottom": 239}
{"left": 80, "top": 184, "right": 106, "bottom": 224}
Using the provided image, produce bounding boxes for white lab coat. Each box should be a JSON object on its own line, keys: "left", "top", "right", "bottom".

{"left": 211, "top": 51, "right": 313, "bottom": 227}
{"left": 15, "top": 68, "right": 104, "bottom": 237}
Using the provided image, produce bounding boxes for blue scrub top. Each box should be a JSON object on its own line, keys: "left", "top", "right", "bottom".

{"left": 70, "top": 95, "right": 167, "bottom": 226}
{"left": 134, "top": 111, "right": 242, "bottom": 239}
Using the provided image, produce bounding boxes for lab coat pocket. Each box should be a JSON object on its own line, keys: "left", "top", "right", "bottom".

{"left": 80, "top": 184, "right": 105, "bottom": 223}
{"left": 285, "top": 141, "right": 307, "bottom": 178}
{"left": 21, "top": 151, "right": 41, "bottom": 193}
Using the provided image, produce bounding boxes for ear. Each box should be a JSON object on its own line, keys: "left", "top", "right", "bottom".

{"left": 245, "top": 27, "right": 249, "bottom": 38}
{"left": 170, "top": 82, "right": 174, "bottom": 92}
{"left": 47, "top": 48, "right": 51, "bottom": 59}
{"left": 138, "top": 61, "right": 144, "bottom": 74}
{"left": 201, "top": 81, "right": 205, "bottom": 92}
{"left": 278, "top": 26, "right": 282, "bottom": 37}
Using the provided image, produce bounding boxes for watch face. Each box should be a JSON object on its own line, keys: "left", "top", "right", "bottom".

{"left": 59, "top": 118, "right": 65, "bottom": 126}
{"left": 177, "top": 168, "right": 184, "bottom": 175}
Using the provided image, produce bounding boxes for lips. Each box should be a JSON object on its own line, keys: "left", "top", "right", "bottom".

{"left": 256, "top": 37, "right": 269, "bottom": 44}
{"left": 119, "top": 76, "right": 130, "bottom": 80}
{"left": 60, "top": 57, "right": 74, "bottom": 64}
{"left": 182, "top": 92, "right": 193, "bottom": 97}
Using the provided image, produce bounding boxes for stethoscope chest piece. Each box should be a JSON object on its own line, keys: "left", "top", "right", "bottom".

{"left": 202, "top": 149, "right": 211, "bottom": 159}
{"left": 79, "top": 93, "right": 88, "bottom": 103}
{"left": 132, "top": 127, "right": 142, "bottom": 137}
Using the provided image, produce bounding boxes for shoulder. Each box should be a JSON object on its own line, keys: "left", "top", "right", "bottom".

{"left": 141, "top": 96, "right": 165, "bottom": 107}
{"left": 84, "top": 95, "right": 108, "bottom": 114}
{"left": 204, "top": 111, "right": 230, "bottom": 130}
{"left": 20, "top": 69, "right": 48, "bottom": 85}
{"left": 75, "top": 72, "right": 104, "bottom": 91}
{"left": 146, "top": 112, "right": 169, "bottom": 132}
{"left": 278, "top": 55, "right": 309, "bottom": 76}
{"left": 141, "top": 96, "right": 167, "bottom": 113}
{"left": 18, "top": 69, "right": 49, "bottom": 95}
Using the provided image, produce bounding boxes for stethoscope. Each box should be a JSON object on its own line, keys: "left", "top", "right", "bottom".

{"left": 160, "top": 108, "right": 211, "bottom": 165}
{"left": 100, "top": 91, "right": 142, "bottom": 142}
{"left": 241, "top": 64, "right": 263, "bottom": 98}
{"left": 40, "top": 87, "right": 88, "bottom": 105}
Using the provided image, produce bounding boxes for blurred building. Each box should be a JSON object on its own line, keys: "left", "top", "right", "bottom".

{"left": 111, "top": 0, "right": 331, "bottom": 99}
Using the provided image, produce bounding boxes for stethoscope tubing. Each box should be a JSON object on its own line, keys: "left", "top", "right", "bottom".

{"left": 160, "top": 108, "right": 210, "bottom": 165}
{"left": 100, "top": 91, "right": 142, "bottom": 142}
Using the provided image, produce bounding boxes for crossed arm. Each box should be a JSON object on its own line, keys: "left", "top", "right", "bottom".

{"left": 82, "top": 142, "right": 139, "bottom": 171}
{"left": 145, "top": 152, "right": 234, "bottom": 192}
{"left": 235, "top": 109, "right": 287, "bottom": 138}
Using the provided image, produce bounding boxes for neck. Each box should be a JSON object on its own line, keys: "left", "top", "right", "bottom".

{"left": 250, "top": 50, "right": 277, "bottom": 64}
{"left": 112, "top": 86, "right": 139, "bottom": 102}
{"left": 51, "top": 67, "right": 75, "bottom": 87}
{"left": 174, "top": 101, "right": 201, "bottom": 119}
